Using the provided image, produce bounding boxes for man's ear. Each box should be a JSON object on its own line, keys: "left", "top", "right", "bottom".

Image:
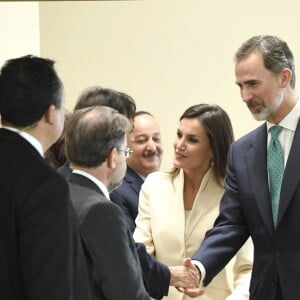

{"left": 280, "top": 68, "right": 292, "bottom": 88}
{"left": 44, "top": 105, "right": 56, "bottom": 125}
{"left": 107, "top": 148, "right": 117, "bottom": 169}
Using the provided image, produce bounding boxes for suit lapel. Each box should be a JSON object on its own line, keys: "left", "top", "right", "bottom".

{"left": 185, "top": 170, "right": 215, "bottom": 241}
{"left": 278, "top": 119, "right": 300, "bottom": 225}
{"left": 172, "top": 171, "right": 186, "bottom": 241}
{"left": 125, "top": 167, "right": 144, "bottom": 194}
{"left": 246, "top": 124, "right": 275, "bottom": 235}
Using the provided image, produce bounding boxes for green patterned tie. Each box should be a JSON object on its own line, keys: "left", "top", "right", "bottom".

{"left": 267, "top": 125, "right": 284, "bottom": 226}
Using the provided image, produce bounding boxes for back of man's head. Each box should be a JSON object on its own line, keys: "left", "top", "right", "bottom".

{"left": 65, "top": 106, "right": 132, "bottom": 168}
{"left": 74, "top": 86, "right": 136, "bottom": 120}
{"left": 0, "top": 55, "right": 63, "bottom": 127}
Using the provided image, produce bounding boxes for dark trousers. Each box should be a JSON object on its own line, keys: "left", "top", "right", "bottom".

{"left": 276, "top": 282, "right": 283, "bottom": 300}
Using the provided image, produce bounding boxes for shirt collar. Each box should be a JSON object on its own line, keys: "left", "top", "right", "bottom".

{"left": 72, "top": 169, "right": 110, "bottom": 199}
{"left": 136, "top": 171, "right": 146, "bottom": 181}
{"left": 267, "top": 99, "right": 300, "bottom": 131}
{"left": 2, "top": 126, "right": 43, "bottom": 156}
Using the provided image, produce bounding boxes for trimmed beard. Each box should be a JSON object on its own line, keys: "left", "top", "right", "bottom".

{"left": 251, "top": 88, "right": 284, "bottom": 121}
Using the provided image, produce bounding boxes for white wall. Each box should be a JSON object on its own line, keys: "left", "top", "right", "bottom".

{"left": 0, "top": 2, "right": 40, "bottom": 66}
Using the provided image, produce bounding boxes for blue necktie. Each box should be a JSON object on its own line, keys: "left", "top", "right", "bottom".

{"left": 267, "top": 125, "right": 284, "bottom": 226}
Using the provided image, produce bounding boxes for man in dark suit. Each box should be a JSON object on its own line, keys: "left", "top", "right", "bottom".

{"left": 0, "top": 55, "right": 91, "bottom": 300}
{"left": 111, "top": 111, "right": 163, "bottom": 232}
{"left": 65, "top": 106, "right": 151, "bottom": 299}
{"left": 182, "top": 35, "right": 300, "bottom": 300}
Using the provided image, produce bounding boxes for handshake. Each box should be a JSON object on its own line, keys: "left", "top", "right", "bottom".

{"left": 169, "top": 258, "right": 205, "bottom": 298}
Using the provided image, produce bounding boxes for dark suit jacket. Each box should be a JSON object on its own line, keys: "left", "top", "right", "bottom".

{"left": 57, "top": 161, "right": 72, "bottom": 178}
{"left": 110, "top": 166, "right": 144, "bottom": 232}
{"left": 60, "top": 165, "right": 170, "bottom": 299}
{"left": 0, "top": 128, "right": 91, "bottom": 300}
{"left": 193, "top": 120, "right": 300, "bottom": 300}
{"left": 68, "top": 173, "right": 150, "bottom": 300}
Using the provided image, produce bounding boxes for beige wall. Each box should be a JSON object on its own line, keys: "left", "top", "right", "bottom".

{"left": 38, "top": 0, "right": 300, "bottom": 169}
{"left": 3, "top": 1, "right": 300, "bottom": 169}
{"left": 0, "top": 2, "right": 40, "bottom": 66}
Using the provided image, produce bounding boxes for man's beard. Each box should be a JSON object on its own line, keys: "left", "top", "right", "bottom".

{"left": 108, "top": 178, "right": 123, "bottom": 192}
{"left": 249, "top": 88, "right": 284, "bottom": 121}
{"left": 107, "top": 162, "right": 126, "bottom": 192}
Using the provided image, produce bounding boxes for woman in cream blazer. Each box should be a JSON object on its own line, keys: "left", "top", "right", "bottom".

{"left": 134, "top": 104, "right": 253, "bottom": 300}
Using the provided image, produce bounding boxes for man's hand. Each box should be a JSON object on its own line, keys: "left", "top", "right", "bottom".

{"left": 176, "top": 258, "right": 206, "bottom": 298}
{"left": 169, "top": 258, "right": 199, "bottom": 288}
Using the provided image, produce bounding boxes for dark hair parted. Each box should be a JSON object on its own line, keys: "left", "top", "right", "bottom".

{"left": 65, "top": 106, "right": 132, "bottom": 168}
{"left": 74, "top": 86, "right": 136, "bottom": 119}
{"left": 235, "top": 35, "right": 296, "bottom": 89}
{"left": 0, "top": 55, "right": 63, "bottom": 127}
{"left": 169, "top": 104, "right": 234, "bottom": 186}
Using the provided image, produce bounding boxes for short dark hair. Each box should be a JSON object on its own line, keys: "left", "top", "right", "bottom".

{"left": 65, "top": 106, "right": 132, "bottom": 168}
{"left": 169, "top": 104, "right": 234, "bottom": 186}
{"left": 235, "top": 35, "right": 296, "bottom": 89}
{"left": 74, "top": 86, "right": 136, "bottom": 119}
{"left": 0, "top": 55, "right": 63, "bottom": 127}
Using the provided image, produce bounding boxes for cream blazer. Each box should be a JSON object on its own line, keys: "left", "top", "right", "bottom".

{"left": 134, "top": 169, "right": 253, "bottom": 300}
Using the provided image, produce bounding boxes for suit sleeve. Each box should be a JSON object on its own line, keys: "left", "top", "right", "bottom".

{"left": 80, "top": 201, "right": 150, "bottom": 300}
{"left": 18, "top": 174, "right": 74, "bottom": 300}
{"left": 110, "top": 190, "right": 136, "bottom": 232}
{"left": 192, "top": 145, "right": 250, "bottom": 286}
{"left": 135, "top": 242, "right": 170, "bottom": 299}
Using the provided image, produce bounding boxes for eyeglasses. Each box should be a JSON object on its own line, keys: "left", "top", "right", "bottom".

{"left": 117, "top": 147, "right": 133, "bottom": 158}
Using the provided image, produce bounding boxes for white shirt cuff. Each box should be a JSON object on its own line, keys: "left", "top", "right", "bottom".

{"left": 191, "top": 260, "right": 206, "bottom": 286}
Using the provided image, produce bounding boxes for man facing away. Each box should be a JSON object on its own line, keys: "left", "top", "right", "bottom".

{"left": 0, "top": 55, "right": 91, "bottom": 300}
{"left": 65, "top": 106, "right": 151, "bottom": 299}
{"left": 111, "top": 111, "right": 163, "bottom": 232}
{"left": 183, "top": 35, "right": 300, "bottom": 300}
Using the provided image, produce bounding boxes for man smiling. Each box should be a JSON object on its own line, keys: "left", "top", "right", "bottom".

{"left": 111, "top": 111, "right": 163, "bottom": 232}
